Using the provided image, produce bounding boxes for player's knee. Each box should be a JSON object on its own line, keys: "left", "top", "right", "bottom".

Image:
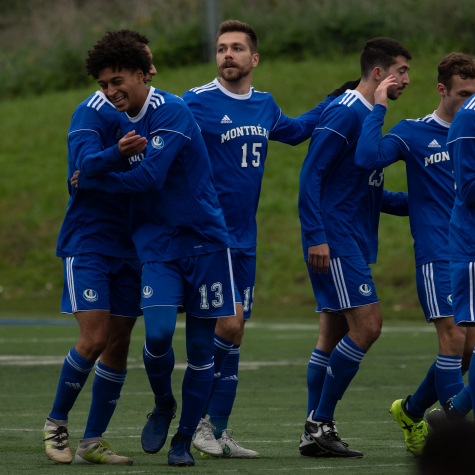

{"left": 85, "top": 334, "right": 109, "bottom": 358}
{"left": 217, "top": 316, "right": 242, "bottom": 342}
{"left": 366, "top": 324, "right": 382, "bottom": 345}
{"left": 441, "top": 327, "right": 466, "bottom": 354}
{"left": 145, "top": 331, "right": 173, "bottom": 356}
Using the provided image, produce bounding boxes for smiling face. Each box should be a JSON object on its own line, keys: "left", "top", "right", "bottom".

{"left": 216, "top": 31, "right": 259, "bottom": 82}
{"left": 382, "top": 56, "right": 410, "bottom": 100}
{"left": 98, "top": 67, "right": 148, "bottom": 116}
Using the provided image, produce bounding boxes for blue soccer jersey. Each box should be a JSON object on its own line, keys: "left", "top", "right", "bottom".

{"left": 56, "top": 91, "right": 136, "bottom": 258}
{"left": 182, "top": 78, "right": 334, "bottom": 249}
{"left": 298, "top": 90, "right": 388, "bottom": 263}
{"left": 448, "top": 94, "right": 475, "bottom": 261}
{"left": 355, "top": 104, "right": 454, "bottom": 267}
{"left": 78, "top": 87, "right": 229, "bottom": 263}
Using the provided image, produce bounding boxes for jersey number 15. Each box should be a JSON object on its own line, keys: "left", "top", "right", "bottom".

{"left": 241, "top": 143, "right": 262, "bottom": 168}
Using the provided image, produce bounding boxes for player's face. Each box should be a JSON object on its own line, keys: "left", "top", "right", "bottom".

{"left": 443, "top": 75, "right": 475, "bottom": 117}
{"left": 216, "top": 32, "right": 259, "bottom": 82}
{"left": 98, "top": 67, "right": 145, "bottom": 115}
{"left": 143, "top": 45, "right": 157, "bottom": 84}
{"left": 383, "top": 56, "right": 410, "bottom": 100}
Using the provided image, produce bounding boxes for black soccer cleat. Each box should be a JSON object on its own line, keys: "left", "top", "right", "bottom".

{"left": 299, "top": 431, "right": 328, "bottom": 457}
{"left": 305, "top": 411, "right": 363, "bottom": 458}
{"left": 426, "top": 397, "right": 465, "bottom": 432}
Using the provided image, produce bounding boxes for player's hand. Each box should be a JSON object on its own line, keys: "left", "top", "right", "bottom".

{"left": 374, "top": 75, "right": 398, "bottom": 108}
{"left": 308, "top": 243, "right": 330, "bottom": 274}
{"left": 71, "top": 170, "right": 80, "bottom": 188}
{"left": 118, "top": 131, "right": 147, "bottom": 157}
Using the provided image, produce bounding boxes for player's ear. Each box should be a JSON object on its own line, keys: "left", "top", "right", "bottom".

{"left": 436, "top": 83, "right": 447, "bottom": 97}
{"left": 252, "top": 53, "right": 259, "bottom": 68}
{"left": 371, "top": 66, "right": 384, "bottom": 82}
{"left": 136, "top": 70, "right": 144, "bottom": 83}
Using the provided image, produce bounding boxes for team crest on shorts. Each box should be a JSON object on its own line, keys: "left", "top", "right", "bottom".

{"left": 151, "top": 135, "right": 164, "bottom": 150}
{"left": 143, "top": 286, "right": 153, "bottom": 298}
{"left": 359, "top": 284, "right": 372, "bottom": 296}
{"left": 83, "top": 289, "right": 98, "bottom": 302}
{"left": 447, "top": 294, "right": 453, "bottom": 305}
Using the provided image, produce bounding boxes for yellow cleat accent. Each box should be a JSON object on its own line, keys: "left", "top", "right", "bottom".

{"left": 390, "top": 399, "right": 427, "bottom": 457}
{"left": 43, "top": 419, "right": 72, "bottom": 464}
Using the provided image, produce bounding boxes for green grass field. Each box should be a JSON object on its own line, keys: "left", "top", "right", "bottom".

{"left": 0, "top": 316, "right": 458, "bottom": 474}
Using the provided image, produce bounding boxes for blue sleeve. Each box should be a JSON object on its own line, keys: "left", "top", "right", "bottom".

{"left": 298, "top": 105, "right": 356, "bottom": 246}
{"left": 78, "top": 102, "right": 191, "bottom": 193}
{"left": 450, "top": 111, "right": 475, "bottom": 207}
{"left": 381, "top": 189, "right": 409, "bottom": 216}
{"left": 69, "top": 106, "right": 126, "bottom": 178}
{"left": 355, "top": 104, "right": 410, "bottom": 170}
{"left": 181, "top": 91, "right": 205, "bottom": 130}
{"left": 269, "top": 95, "right": 335, "bottom": 146}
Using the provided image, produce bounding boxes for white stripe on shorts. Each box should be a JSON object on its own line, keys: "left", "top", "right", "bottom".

{"left": 227, "top": 248, "right": 237, "bottom": 317}
{"left": 330, "top": 258, "right": 351, "bottom": 309}
{"left": 423, "top": 263, "right": 439, "bottom": 318}
{"left": 67, "top": 257, "right": 77, "bottom": 313}
{"left": 429, "top": 263, "right": 440, "bottom": 316}
{"left": 329, "top": 260, "right": 343, "bottom": 308}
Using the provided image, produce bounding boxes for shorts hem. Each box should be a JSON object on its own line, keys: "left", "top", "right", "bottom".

{"left": 427, "top": 314, "right": 453, "bottom": 323}
{"left": 186, "top": 312, "right": 235, "bottom": 319}
{"left": 110, "top": 313, "right": 143, "bottom": 318}
{"left": 317, "top": 301, "right": 379, "bottom": 313}
{"left": 141, "top": 304, "right": 182, "bottom": 310}
{"left": 455, "top": 320, "right": 475, "bottom": 327}
{"left": 61, "top": 309, "right": 110, "bottom": 314}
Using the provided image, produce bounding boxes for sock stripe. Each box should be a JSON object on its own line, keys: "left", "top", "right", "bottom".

{"left": 436, "top": 355, "right": 462, "bottom": 371}
{"left": 310, "top": 354, "right": 329, "bottom": 367}
{"left": 336, "top": 340, "right": 364, "bottom": 363}
{"left": 65, "top": 351, "right": 93, "bottom": 373}
{"left": 188, "top": 361, "right": 215, "bottom": 371}
{"left": 214, "top": 338, "right": 234, "bottom": 351}
{"left": 229, "top": 347, "right": 240, "bottom": 355}
{"left": 95, "top": 366, "right": 126, "bottom": 384}
{"left": 144, "top": 342, "right": 172, "bottom": 360}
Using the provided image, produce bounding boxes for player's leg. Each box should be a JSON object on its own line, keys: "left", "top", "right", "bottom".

{"left": 168, "top": 249, "right": 237, "bottom": 466}
{"left": 139, "top": 260, "right": 181, "bottom": 455}
{"left": 44, "top": 255, "right": 111, "bottom": 464}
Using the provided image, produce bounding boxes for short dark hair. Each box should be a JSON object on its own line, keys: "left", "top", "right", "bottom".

{"left": 360, "top": 37, "right": 412, "bottom": 80}
{"left": 216, "top": 20, "right": 258, "bottom": 54}
{"left": 86, "top": 30, "right": 152, "bottom": 80}
{"left": 438, "top": 52, "right": 475, "bottom": 91}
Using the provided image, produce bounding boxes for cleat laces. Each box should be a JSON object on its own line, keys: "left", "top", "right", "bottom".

{"left": 95, "top": 440, "right": 116, "bottom": 455}
{"left": 322, "top": 423, "right": 347, "bottom": 446}
{"left": 146, "top": 410, "right": 176, "bottom": 434}
{"left": 44, "top": 425, "right": 70, "bottom": 450}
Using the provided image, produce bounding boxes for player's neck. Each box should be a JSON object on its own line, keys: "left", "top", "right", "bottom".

{"left": 127, "top": 85, "right": 150, "bottom": 118}
{"left": 218, "top": 75, "right": 252, "bottom": 96}
{"left": 434, "top": 101, "right": 454, "bottom": 124}
{"left": 355, "top": 80, "right": 377, "bottom": 106}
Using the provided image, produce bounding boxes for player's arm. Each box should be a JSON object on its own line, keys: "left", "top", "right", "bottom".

{"left": 381, "top": 189, "right": 409, "bottom": 216}
{"left": 298, "top": 106, "right": 354, "bottom": 273}
{"left": 355, "top": 76, "right": 409, "bottom": 170}
{"left": 449, "top": 111, "right": 475, "bottom": 207}
{"left": 269, "top": 79, "right": 360, "bottom": 146}
{"left": 73, "top": 103, "right": 191, "bottom": 193}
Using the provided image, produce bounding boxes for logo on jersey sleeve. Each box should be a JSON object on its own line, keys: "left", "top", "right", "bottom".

{"left": 359, "top": 284, "right": 373, "bottom": 296}
{"left": 447, "top": 294, "right": 453, "bottom": 305}
{"left": 152, "top": 135, "right": 165, "bottom": 150}
{"left": 83, "top": 289, "right": 98, "bottom": 302}
{"left": 143, "top": 286, "right": 153, "bottom": 298}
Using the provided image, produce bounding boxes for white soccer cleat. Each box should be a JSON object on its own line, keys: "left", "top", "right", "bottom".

{"left": 43, "top": 418, "right": 72, "bottom": 464}
{"left": 218, "top": 429, "right": 260, "bottom": 458}
{"left": 192, "top": 415, "right": 223, "bottom": 456}
{"left": 75, "top": 438, "right": 133, "bottom": 465}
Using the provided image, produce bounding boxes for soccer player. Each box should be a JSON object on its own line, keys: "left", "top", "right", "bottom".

{"left": 72, "top": 32, "right": 237, "bottom": 467}
{"left": 182, "top": 19, "right": 361, "bottom": 458}
{"left": 354, "top": 53, "right": 475, "bottom": 456}
{"left": 298, "top": 37, "right": 411, "bottom": 457}
{"left": 43, "top": 31, "right": 155, "bottom": 466}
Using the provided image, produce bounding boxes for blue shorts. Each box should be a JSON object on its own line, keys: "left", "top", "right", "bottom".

{"left": 308, "top": 256, "right": 378, "bottom": 313}
{"left": 61, "top": 253, "right": 142, "bottom": 317}
{"left": 141, "top": 248, "right": 239, "bottom": 318}
{"left": 416, "top": 261, "right": 453, "bottom": 323}
{"left": 231, "top": 247, "right": 256, "bottom": 320}
{"left": 450, "top": 261, "right": 475, "bottom": 327}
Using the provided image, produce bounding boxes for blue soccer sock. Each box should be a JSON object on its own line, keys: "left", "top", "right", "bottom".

{"left": 210, "top": 344, "right": 240, "bottom": 438}
{"left": 179, "top": 357, "right": 215, "bottom": 435}
{"left": 202, "top": 334, "right": 234, "bottom": 417}
{"left": 49, "top": 347, "right": 95, "bottom": 421}
{"left": 435, "top": 354, "right": 463, "bottom": 404}
{"left": 307, "top": 348, "right": 331, "bottom": 417}
{"left": 462, "top": 366, "right": 469, "bottom": 377}
{"left": 406, "top": 360, "right": 438, "bottom": 418}
{"left": 83, "top": 361, "right": 127, "bottom": 439}
{"left": 314, "top": 335, "right": 366, "bottom": 421}
{"left": 143, "top": 344, "right": 175, "bottom": 403}
{"left": 452, "top": 385, "right": 472, "bottom": 416}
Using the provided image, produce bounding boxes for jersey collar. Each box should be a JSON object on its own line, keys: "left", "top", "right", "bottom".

{"left": 213, "top": 78, "right": 253, "bottom": 100}
{"left": 95, "top": 90, "right": 116, "bottom": 108}
{"left": 345, "top": 89, "right": 373, "bottom": 111}
{"left": 430, "top": 111, "right": 451, "bottom": 128}
{"left": 126, "top": 86, "right": 155, "bottom": 123}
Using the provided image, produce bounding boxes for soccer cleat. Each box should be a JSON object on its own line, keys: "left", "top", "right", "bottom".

{"left": 215, "top": 429, "right": 260, "bottom": 458}
{"left": 168, "top": 440, "right": 195, "bottom": 467}
{"left": 192, "top": 415, "right": 222, "bottom": 456}
{"left": 305, "top": 411, "right": 363, "bottom": 458}
{"left": 426, "top": 398, "right": 464, "bottom": 431}
{"left": 141, "top": 398, "right": 177, "bottom": 454}
{"left": 390, "top": 398, "right": 427, "bottom": 457}
{"left": 75, "top": 439, "right": 133, "bottom": 465}
{"left": 43, "top": 418, "right": 72, "bottom": 464}
{"left": 299, "top": 431, "right": 328, "bottom": 458}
